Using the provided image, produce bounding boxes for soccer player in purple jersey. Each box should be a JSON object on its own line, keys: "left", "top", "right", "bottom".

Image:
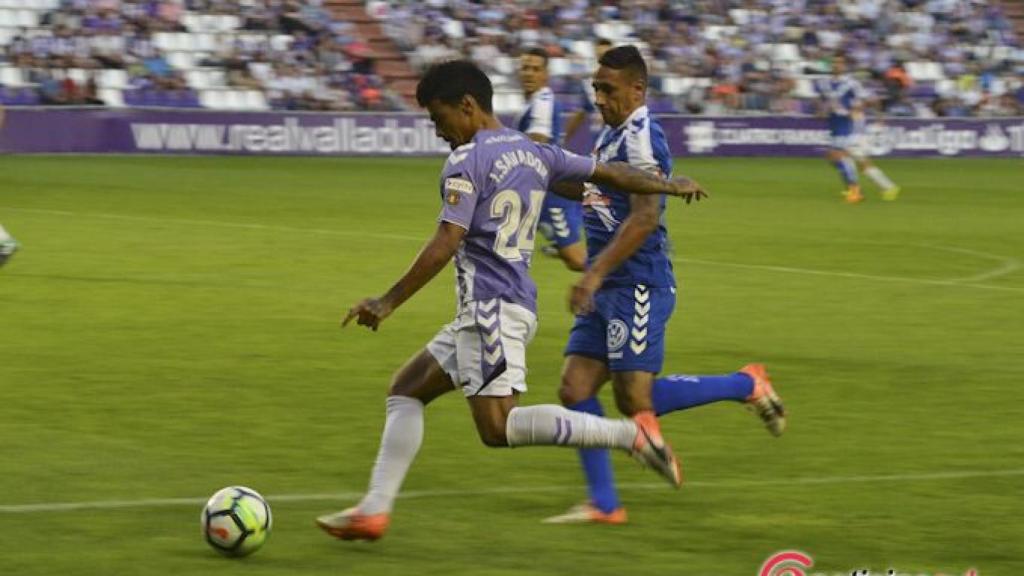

{"left": 315, "top": 60, "right": 705, "bottom": 541}
{"left": 544, "top": 47, "right": 786, "bottom": 525}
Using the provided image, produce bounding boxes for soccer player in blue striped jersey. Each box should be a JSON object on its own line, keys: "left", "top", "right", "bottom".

{"left": 545, "top": 46, "right": 786, "bottom": 525}
{"left": 518, "top": 47, "right": 587, "bottom": 271}
{"left": 818, "top": 56, "right": 900, "bottom": 204}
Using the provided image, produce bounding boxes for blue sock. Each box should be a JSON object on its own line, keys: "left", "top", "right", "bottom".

{"left": 833, "top": 157, "right": 858, "bottom": 186}
{"left": 652, "top": 372, "right": 755, "bottom": 416}
{"left": 568, "top": 397, "right": 621, "bottom": 514}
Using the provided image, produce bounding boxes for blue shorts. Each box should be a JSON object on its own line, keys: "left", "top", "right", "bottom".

{"left": 537, "top": 192, "right": 583, "bottom": 249}
{"left": 565, "top": 283, "right": 676, "bottom": 373}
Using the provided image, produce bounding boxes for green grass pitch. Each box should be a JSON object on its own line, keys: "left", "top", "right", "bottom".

{"left": 0, "top": 155, "right": 1021, "bottom": 575}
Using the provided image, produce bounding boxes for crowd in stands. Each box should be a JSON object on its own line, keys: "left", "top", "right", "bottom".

{"left": 369, "top": 0, "right": 1023, "bottom": 118}
{"left": 1, "top": 0, "right": 1022, "bottom": 117}
{"left": 0, "top": 0, "right": 403, "bottom": 110}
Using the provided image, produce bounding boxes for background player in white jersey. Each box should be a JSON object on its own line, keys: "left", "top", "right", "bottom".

{"left": 545, "top": 46, "right": 785, "bottom": 525}
{"left": 518, "top": 47, "right": 587, "bottom": 272}
{"left": 0, "top": 105, "right": 19, "bottom": 267}
{"left": 819, "top": 55, "right": 900, "bottom": 204}
{"left": 315, "top": 60, "right": 705, "bottom": 542}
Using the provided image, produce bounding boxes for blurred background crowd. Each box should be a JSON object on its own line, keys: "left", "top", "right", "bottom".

{"left": 1, "top": 0, "right": 1021, "bottom": 116}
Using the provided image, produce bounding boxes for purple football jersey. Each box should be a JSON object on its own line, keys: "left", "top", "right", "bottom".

{"left": 437, "top": 127, "right": 595, "bottom": 313}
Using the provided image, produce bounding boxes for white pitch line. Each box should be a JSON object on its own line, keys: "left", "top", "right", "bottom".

{"left": 1, "top": 206, "right": 424, "bottom": 243}
{"left": 930, "top": 245, "right": 1022, "bottom": 284}
{"left": 1, "top": 468, "right": 1022, "bottom": 514}
{"left": 6, "top": 206, "right": 1022, "bottom": 293}
{"left": 675, "top": 257, "right": 1024, "bottom": 294}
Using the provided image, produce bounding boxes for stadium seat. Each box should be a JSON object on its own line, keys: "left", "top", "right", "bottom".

{"left": 98, "top": 69, "right": 128, "bottom": 89}
{"left": 270, "top": 34, "right": 293, "bottom": 52}
{"left": 442, "top": 19, "right": 464, "bottom": 39}
{"left": 493, "top": 56, "right": 515, "bottom": 76}
{"left": 217, "top": 15, "right": 240, "bottom": 32}
{"left": 0, "top": 65, "right": 24, "bottom": 87}
{"left": 13, "top": 8, "right": 34, "bottom": 27}
{"left": 66, "top": 68, "right": 88, "bottom": 85}
{"left": 167, "top": 52, "right": 194, "bottom": 70}
{"left": 195, "top": 33, "right": 217, "bottom": 53}
{"left": 243, "top": 90, "right": 267, "bottom": 110}
{"left": 570, "top": 40, "right": 594, "bottom": 59}
{"left": 199, "top": 89, "right": 226, "bottom": 109}
{"left": 186, "top": 70, "right": 209, "bottom": 90}
{"left": 549, "top": 58, "right": 571, "bottom": 76}
{"left": 98, "top": 88, "right": 124, "bottom": 107}
{"left": 181, "top": 13, "right": 201, "bottom": 32}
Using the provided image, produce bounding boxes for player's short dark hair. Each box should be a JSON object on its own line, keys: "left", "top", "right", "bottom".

{"left": 521, "top": 46, "right": 549, "bottom": 64}
{"left": 599, "top": 45, "right": 648, "bottom": 86}
{"left": 596, "top": 38, "right": 613, "bottom": 48}
{"left": 416, "top": 60, "right": 493, "bottom": 113}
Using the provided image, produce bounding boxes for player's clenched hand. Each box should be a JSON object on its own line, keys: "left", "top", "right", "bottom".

{"left": 667, "top": 176, "right": 708, "bottom": 204}
{"left": 569, "top": 273, "right": 602, "bottom": 316}
{"left": 342, "top": 297, "right": 393, "bottom": 331}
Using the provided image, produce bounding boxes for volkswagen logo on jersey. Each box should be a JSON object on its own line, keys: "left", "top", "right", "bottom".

{"left": 607, "top": 319, "right": 628, "bottom": 352}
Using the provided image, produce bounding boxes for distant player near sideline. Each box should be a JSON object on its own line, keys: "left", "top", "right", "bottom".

{"left": 315, "top": 60, "right": 706, "bottom": 541}
{"left": 544, "top": 46, "right": 786, "bottom": 525}
{"left": 819, "top": 56, "right": 900, "bottom": 204}
{"left": 0, "top": 104, "right": 19, "bottom": 267}
{"left": 518, "top": 47, "right": 587, "bottom": 271}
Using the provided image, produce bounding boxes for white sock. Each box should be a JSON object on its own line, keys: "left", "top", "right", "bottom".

{"left": 865, "top": 166, "right": 896, "bottom": 190}
{"left": 358, "top": 396, "right": 424, "bottom": 515}
{"left": 0, "top": 224, "right": 10, "bottom": 241}
{"left": 505, "top": 404, "right": 636, "bottom": 450}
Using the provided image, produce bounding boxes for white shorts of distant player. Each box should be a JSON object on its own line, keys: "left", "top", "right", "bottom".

{"left": 830, "top": 133, "right": 870, "bottom": 161}
{"left": 427, "top": 298, "right": 537, "bottom": 397}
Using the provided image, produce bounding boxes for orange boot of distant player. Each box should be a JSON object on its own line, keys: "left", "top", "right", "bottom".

{"left": 843, "top": 184, "right": 864, "bottom": 204}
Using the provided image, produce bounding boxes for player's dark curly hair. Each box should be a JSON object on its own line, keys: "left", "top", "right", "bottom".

{"left": 416, "top": 60, "right": 494, "bottom": 113}
{"left": 598, "top": 45, "right": 648, "bottom": 87}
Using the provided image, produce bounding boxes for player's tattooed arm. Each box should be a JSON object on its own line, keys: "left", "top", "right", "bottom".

{"left": 343, "top": 221, "right": 466, "bottom": 331}
{"left": 591, "top": 161, "right": 707, "bottom": 204}
{"left": 552, "top": 162, "right": 706, "bottom": 203}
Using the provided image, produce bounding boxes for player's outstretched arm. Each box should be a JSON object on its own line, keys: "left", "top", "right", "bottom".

{"left": 343, "top": 221, "right": 466, "bottom": 331}
{"left": 592, "top": 161, "right": 707, "bottom": 204}
{"left": 552, "top": 161, "right": 707, "bottom": 203}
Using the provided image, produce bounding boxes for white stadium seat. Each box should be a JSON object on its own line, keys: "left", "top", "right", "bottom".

{"left": 98, "top": 88, "right": 124, "bottom": 107}
{"left": 0, "top": 65, "right": 24, "bottom": 86}
{"left": 66, "top": 68, "right": 88, "bottom": 85}
{"left": 242, "top": 90, "right": 267, "bottom": 110}
{"left": 14, "top": 8, "right": 34, "bottom": 26}
{"left": 167, "top": 51, "right": 194, "bottom": 69}
{"left": 216, "top": 15, "right": 240, "bottom": 32}
{"left": 199, "top": 89, "right": 226, "bottom": 109}
{"left": 548, "top": 57, "right": 571, "bottom": 76}
{"left": 98, "top": 69, "right": 128, "bottom": 89}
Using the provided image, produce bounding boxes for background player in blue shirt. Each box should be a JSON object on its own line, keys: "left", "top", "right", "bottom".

{"left": 518, "top": 47, "right": 587, "bottom": 271}
{"left": 818, "top": 55, "right": 901, "bottom": 204}
{"left": 546, "top": 46, "right": 786, "bottom": 525}
{"left": 316, "top": 60, "right": 705, "bottom": 541}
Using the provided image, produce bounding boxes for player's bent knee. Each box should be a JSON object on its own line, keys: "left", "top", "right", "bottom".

{"left": 475, "top": 421, "right": 509, "bottom": 447}
{"left": 557, "top": 379, "right": 591, "bottom": 406}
